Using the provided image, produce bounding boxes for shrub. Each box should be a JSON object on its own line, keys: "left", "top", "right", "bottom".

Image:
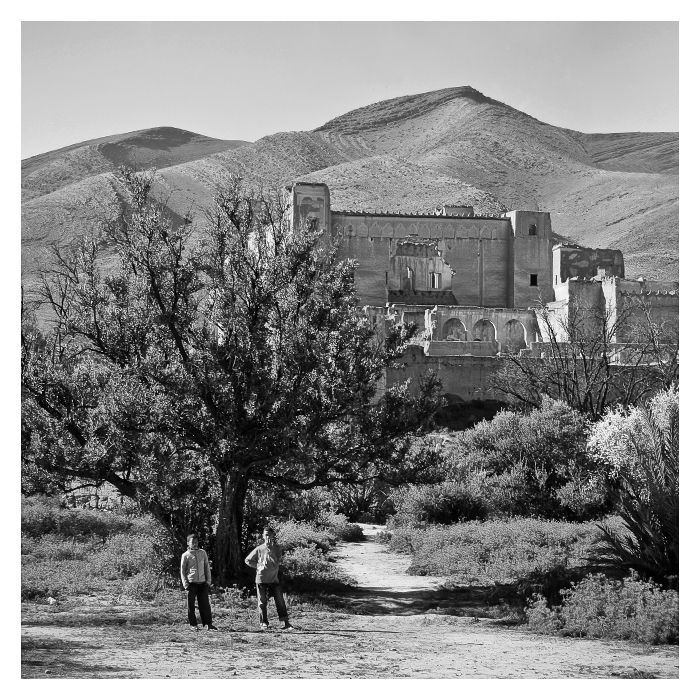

{"left": 315, "top": 512, "right": 364, "bottom": 542}
{"left": 387, "top": 518, "right": 602, "bottom": 584}
{"left": 21, "top": 496, "right": 138, "bottom": 539}
{"left": 281, "top": 545, "right": 354, "bottom": 591}
{"left": 119, "top": 571, "right": 164, "bottom": 601}
{"left": 596, "top": 397, "right": 679, "bottom": 585}
{"left": 89, "top": 532, "right": 160, "bottom": 579}
{"left": 392, "top": 479, "right": 488, "bottom": 526}
{"left": 439, "top": 399, "right": 612, "bottom": 520}
{"left": 526, "top": 573, "right": 679, "bottom": 644}
{"left": 271, "top": 520, "right": 336, "bottom": 554}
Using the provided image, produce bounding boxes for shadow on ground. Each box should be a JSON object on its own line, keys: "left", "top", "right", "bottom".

{"left": 320, "top": 566, "right": 591, "bottom": 618}
{"left": 21, "top": 636, "right": 128, "bottom": 678}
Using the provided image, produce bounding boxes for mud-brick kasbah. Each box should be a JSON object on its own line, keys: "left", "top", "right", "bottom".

{"left": 286, "top": 182, "right": 679, "bottom": 404}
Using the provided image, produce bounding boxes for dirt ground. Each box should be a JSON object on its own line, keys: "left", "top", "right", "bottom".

{"left": 21, "top": 524, "right": 679, "bottom": 679}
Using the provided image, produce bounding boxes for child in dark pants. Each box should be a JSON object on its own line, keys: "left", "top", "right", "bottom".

{"left": 180, "top": 534, "right": 217, "bottom": 631}
{"left": 245, "top": 526, "right": 294, "bottom": 631}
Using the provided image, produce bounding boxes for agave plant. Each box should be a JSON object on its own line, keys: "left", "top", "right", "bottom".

{"left": 595, "top": 399, "right": 678, "bottom": 587}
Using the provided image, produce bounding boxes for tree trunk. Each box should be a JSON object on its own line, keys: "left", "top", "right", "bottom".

{"left": 214, "top": 470, "right": 249, "bottom": 585}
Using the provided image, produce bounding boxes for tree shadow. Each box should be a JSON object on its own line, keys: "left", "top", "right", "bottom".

{"left": 318, "top": 566, "right": 591, "bottom": 617}
{"left": 22, "top": 636, "right": 129, "bottom": 678}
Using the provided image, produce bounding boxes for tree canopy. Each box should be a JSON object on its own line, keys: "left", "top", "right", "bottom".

{"left": 22, "top": 169, "right": 441, "bottom": 582}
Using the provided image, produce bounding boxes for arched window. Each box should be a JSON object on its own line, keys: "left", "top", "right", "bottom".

{"left": 473, "top": 319, "right": 496, "bottom": 342}
{"left": 443, "top": 318, "right": 466, "bottom": 341}
{"left": 503, "top": 320, "right": 527, "bottom": 353}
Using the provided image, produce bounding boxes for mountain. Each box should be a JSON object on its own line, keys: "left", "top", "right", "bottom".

{"left": 22, "top": 87, "right": 678, "bottom": 292}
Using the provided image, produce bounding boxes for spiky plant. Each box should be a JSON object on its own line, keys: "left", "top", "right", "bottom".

{"left": 596, "top": 400, "right": 678, "bottom": 587}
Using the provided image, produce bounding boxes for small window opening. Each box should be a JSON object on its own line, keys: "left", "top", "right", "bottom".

{"left": 528, "top": 224, "right": 537, "bottom": 236}
{"left": 530, "top": 274, "right": 538, "bottom": 287}
{"left": 430, "top": 272, "right": 442, "bottom": 289}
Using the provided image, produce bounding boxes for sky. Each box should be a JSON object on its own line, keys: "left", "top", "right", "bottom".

{"left": 21, "top": 21, "right": 679, "bottom": 159}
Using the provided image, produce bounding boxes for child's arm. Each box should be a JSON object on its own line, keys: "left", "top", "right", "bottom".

{"left": 203, "top": 551, "right": 212, "bottom": 586}
{"left": 244, "top": 547, "right": 258, "bottom": 569}
{"left": 180, "top": 553, "right": 189, "bottom": 589}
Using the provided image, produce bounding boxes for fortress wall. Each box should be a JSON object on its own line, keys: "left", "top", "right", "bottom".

{"left": 387, "top": 352, "right": 507, "bottom": 402}
{"left": 340, "top": 235, "right": 391, "bottom": 306}
{"left": 331, "top": 212, "right": 512, "bottom": 307}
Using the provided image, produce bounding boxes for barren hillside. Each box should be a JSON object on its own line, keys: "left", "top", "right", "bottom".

{"left": 21, "top": 86, "right": 678, "bottom": 287}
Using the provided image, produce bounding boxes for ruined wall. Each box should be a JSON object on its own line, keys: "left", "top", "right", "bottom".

{"left": 290, "top": 182, "right": 331, "bottom": 233}
{"left": 387, "top": 351, "right": 508, "bottom": 402}
{"left": 552, "top": 244, "right": 625, "bottom": 285}
{"left": 603, "top": 277, "right": 679, "bottom": 343}
{"left": 330, "top": 211, "right": 513, "bottom": 308}
{"left": 389, "top": 240, "right": 454, "bottom": 293}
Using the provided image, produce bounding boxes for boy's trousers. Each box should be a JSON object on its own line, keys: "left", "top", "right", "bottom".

{"left": 256, "top": 582, "right": 288, "bottom": 624}
{"left": 187, "top": 582, "right": 212, "bottom": 627}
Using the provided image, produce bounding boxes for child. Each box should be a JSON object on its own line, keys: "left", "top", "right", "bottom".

{"left": 180, "top": 534, "right": 217, "bottom": 631}
{"left": 245, "top": 526, "right": 294, "bottom": 631}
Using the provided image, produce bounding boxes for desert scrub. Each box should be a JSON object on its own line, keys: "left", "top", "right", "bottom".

{"left": 21, "top": 495, "right": 144, "bottom": 539}
{"left": 21, "top": 499, "right": 169, "bottom": 602}
{"left": 526, "top": 573, "right": 679, "bottom": 644}
{"left": 271, "top": 519, "right": 337, "bottom": 553}
{"left": 315, "top": 512, "right": 364, "bottom": 542}
{"left": 387, "top": 518, "right": 606, "bottom": 584}
{"left": 391, "top": 480, "right": 488, "bottom": 526}
{"left": 281, "top": 544, "right": 355, "bottom": 592}
{"left": 263, "top": 519, "right": 357, "bottom": 592}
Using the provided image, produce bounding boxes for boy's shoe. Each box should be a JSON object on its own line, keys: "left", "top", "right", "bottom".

{"left": 206, "top": 624, "right": 218, "bottom": 631}
{"left": 260, "top": 623, "right": 269, "bottom": 631}
{"left": 190, "top": 625, "right": 199, "bottom": 631}
{"left": 282, "top": 622, "right": 295, "bottom": 631}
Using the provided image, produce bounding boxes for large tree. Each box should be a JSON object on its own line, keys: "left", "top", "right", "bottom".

{"left": 22, "top": 169, "right": 441, "bottom": 582}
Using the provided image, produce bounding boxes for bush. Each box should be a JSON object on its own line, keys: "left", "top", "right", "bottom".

{"left": 314, "top": 512, "right": 364, "bottom": 542}
{"left": 392, "top": 480, "right": 488, "bottom": 526}
{"left": 271, "top": 520, "right": 336, "bottom": 554}
{"left": 21, "top": 496, "right": 139, "bottom": 539}
{"left": 387, "top": 518, "right": 603, "bottom": 585}
{"left": 21, "top": 504, "right": 169, "bottom": 601}
{"left": 439, "top": 399, "right": 612, "bottom": 520}
{"left": 526, "top": 573, "right": 679, "bottom": 644}
{"left": 281, "top": 544, "right": 354, "bottom": 591}
{"left": 119, "top": 570, "right": 164, "bottom": 601}
{"left": 89, "top": 532, "right": 160, "bottom": 579}
{"left": 596, "top": 395, "right": 679, "bottom": 585}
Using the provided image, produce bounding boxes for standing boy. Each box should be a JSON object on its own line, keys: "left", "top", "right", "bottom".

{"left": 180, "top": 534, "right": 217, "bottom": 631}
{"left": 245, "top": 526, "right": 294, "bottom": 631}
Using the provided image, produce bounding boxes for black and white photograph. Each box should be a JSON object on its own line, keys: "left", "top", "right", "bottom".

{"left": 17, "top": 11, "right": 685, "bottom": 684}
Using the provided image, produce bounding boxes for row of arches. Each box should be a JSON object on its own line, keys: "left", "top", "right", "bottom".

{"left": 442, "top": 318, "right": 527, "bottom": 351}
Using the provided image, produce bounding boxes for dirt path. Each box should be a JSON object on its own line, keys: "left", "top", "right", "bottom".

{"left": 21, "top": 525, "right": 679, "bottom": 678}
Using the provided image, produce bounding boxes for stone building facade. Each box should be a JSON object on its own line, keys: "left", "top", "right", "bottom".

{"left": 287, "top": 182, "right": 678, "bottom": 403}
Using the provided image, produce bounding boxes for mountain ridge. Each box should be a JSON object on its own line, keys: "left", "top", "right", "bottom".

{"left": 21, "top": 86, "right": 678, "bottom": 287}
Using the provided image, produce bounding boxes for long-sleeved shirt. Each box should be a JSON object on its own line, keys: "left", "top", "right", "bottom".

{"left": 245, "top": 543, "right": 283, "bottom": 583}
{"left": 180, "top": 548, "right": 211, "bottom": 587}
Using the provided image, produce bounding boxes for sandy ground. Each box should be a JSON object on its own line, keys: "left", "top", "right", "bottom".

{"left": 21, "top": 524, "right": 679, "bottom": 678}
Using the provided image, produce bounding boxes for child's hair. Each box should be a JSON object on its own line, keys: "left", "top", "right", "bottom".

{"left": 187, "top": 534, "right": 198, "bottom": 543}
{"left": 263, "top": 526, "right": 275, "bottom": 535}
